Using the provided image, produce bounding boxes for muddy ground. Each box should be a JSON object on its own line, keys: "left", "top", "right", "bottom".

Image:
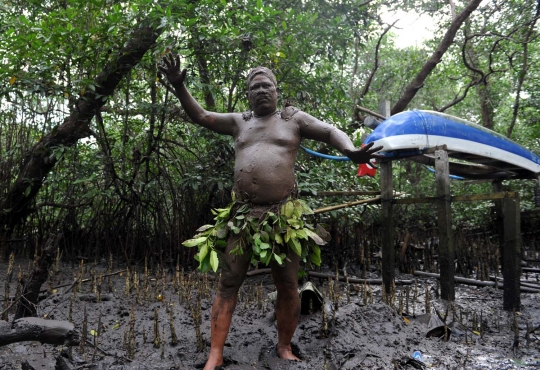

{"left": 0, "top": 259, "right": 539, "bottom": 370}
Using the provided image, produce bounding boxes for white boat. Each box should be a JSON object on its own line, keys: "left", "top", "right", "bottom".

{"left": 364, "top": 110, "right": 540, "bottom": 180}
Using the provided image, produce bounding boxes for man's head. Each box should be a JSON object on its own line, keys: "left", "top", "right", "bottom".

{"left": 246, "top": 67, "right": 277, "bottom": 90}
{"left": 246, "top": 67, "right": 278, "bottom": 115}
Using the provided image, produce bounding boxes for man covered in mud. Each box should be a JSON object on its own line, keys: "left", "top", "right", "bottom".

{"left": 159, "top": 54, "right": 382, "bottom": 370}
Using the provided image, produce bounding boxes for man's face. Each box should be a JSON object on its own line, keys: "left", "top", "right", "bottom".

{"left": 248, "top": 74, "right": 278, "bottom": 113}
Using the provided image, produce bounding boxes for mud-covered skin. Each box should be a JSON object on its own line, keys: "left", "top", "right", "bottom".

{"left": 158, "top": 55, "right": 382, "bottom": 204}
{"left": 158, "top": 55, "right": 382, "bottom": 369}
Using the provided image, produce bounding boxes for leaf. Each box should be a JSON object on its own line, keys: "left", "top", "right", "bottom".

{"left": 9, "top": 76, "right": 16, "bottom": 85}
{"left": 306, "top": 229, "right": 326, "bottom": 245}
{"left": 216, "top": 227, "right": 227, "bottom": 239}
{"left": 283, "top": 201, "right": 294, "bottom": 218}
{"left": 300, "top": 200, "right": 314, "bottom": 215}
{"left": 260, "top": 242, "right": 270, "bottom": 250}
{"left": 287, "top": 218, "right": 301, "bottom": 228}
{"left": 90, "top": 329, "right": 98, "bottom": 336}
{"left": 309, "top": 250, "right": 321, "bottom": 265}
{"left": 285, "top": 227, "right": 294, "bottom": 243}
{"left": 293, "top": 200, "right": 303, "bottom": 217}
{"left": 296, "top": 229, "right": 308, "bottom": 240}
{"left": 288, "top": 238, "right": 302, "bottom": 256}
{"left": 281, "top": 21, "right": 287, "bottom": 30}
{"left": 198, "top": 243, "right": 209, "bottom": 261}
{"left": 182, "top": 237, "right": 207, "bottom": 247}
{"left": 24, "top": 185, "right": 32, "bottom": 198}
{"left": 256, "top": 0, "right": 263, "bottom": 10}
{"left": 199, "top": 253, "right": 211, "bottom": 273}
{"left": 273, "top": 253, "right": 283, "bottom": 264}
{"left": 196, "top": 224, "right": 213, "bottom": 232}
{"left": 210, "top": 250, "right": 219, "bottom": 272}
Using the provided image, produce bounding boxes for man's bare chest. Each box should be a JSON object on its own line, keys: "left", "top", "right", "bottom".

{"left": 234, "top": 115, "right": 300, "bottom": 150}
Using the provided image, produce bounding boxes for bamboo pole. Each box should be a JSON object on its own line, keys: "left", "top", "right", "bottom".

{"left": 313, "top": 196, "right": 381, "bottom": 214}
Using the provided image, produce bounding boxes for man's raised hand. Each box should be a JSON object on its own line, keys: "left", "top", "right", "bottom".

{"left": 344, "top": 142, "right": 384, "bottom": 165}
{"left": 158, "top": 53, "right": 187, "bottom": 86}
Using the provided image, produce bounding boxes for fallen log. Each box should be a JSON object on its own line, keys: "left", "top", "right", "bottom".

{"left": 490, "top": 276, "right": 540, "bottom": 290}
{"left": 522, "top": 267, "right": 540, "bottom": 273}
{"left": 246, "top": 268, "right": 413, "bottom": 285}
{"left": 413, "top": 271, "right": 540, "bottom": 293}
{"left": 0, "top": 317, "right": 80, "bottom": 347}
{"left": 307, "top": 271, "right": 413, "bottom": 285}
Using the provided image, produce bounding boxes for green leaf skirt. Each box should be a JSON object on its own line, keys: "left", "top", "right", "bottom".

{"left": 182, "top": 195, "right": 327, "bottom": 273}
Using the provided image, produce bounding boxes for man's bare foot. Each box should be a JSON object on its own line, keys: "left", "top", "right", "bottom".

{"left": 203, "top": 362, "right": 224, "bottom": 370}
{"left": 202, "top": 355, "right": 223, "bottom": 370}
{"left": 276, "top": 345, "right": 301, "bottom": 361}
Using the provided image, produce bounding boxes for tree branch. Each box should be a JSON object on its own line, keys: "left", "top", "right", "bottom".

{"left": 391, "top": 0, "right": 483, "bottom": 115}
{"left": 0, "top": 18, "right": 163, "bottom": 234}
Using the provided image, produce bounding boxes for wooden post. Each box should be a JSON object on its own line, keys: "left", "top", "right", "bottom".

{"left": 435, "top": 149, "right": 455, "bottom": 301}
{"left": 378, "top": 100, "right": 394, "bottom": 294}
{"left": 380, "top": 160, "right": 394, "bottom": 294}
{"left": 502, "top": 194, "right": 521, "bottom": 311}
{"left": 492, "top": 181, "right": 504, "bottom": 275}
{"left": 492, "top": 182, "right": 521, "bottom": 310}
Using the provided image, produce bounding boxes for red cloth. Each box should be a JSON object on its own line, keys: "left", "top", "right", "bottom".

{"left": 357, "top": 163, "right": 376, "bottom": 177}
{"left": 357, "top": 144, "right": 377, "bottom": 177}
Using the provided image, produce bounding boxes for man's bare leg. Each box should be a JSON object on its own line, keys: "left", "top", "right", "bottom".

{"left": 270, "top": 251, "right": 301, "bottom": 361}
{"left": 204, "top": 235, "right": 250, "bottom": 370}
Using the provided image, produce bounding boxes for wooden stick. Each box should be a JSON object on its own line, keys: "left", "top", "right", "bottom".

{"left": 42, "top": 269, "right": 126, "bottom": 293}
{"left": 313, "top": 196, "right": 381, "bottom": 214}
{"left": 356, "top": 105, "right": 386, "bottom": 120}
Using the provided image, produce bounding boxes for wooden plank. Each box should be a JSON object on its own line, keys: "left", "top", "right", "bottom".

{"left": 435, "top": 149, "right": 455, "bottom": 301}
{"left": 502, "top": 196, "right": 521, "bottom": 311}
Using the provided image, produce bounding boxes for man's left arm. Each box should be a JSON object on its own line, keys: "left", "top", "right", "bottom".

{"left": 297, "top": 111, "right": 383, "bottom": 164}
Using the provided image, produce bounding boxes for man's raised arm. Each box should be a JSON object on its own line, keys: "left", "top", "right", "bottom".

{"left": 297, "top": 111, "right": 383, "bottom": 164}
{"left": 158, "top": 53, "right": 236, "bottom": 135}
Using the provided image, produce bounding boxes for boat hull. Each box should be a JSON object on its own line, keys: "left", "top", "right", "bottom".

{"left": 364, "top": 110, "right": 540, "bottom": 178}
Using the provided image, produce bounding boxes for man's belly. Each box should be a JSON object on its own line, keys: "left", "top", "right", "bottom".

{"left": 234, "top": 153, "right": 296, "bottom": 204}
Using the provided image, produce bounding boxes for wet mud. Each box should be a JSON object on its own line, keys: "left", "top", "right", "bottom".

{"left": 0, "top": 260, "right": 539, "bottom": 369}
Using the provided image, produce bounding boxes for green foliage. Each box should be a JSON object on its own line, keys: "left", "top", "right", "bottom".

{"left": 0, "top": 0, "right": 538, "bottom": 264}
{"left": 183, "top": 198, "right": 324, "bottom": 272}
